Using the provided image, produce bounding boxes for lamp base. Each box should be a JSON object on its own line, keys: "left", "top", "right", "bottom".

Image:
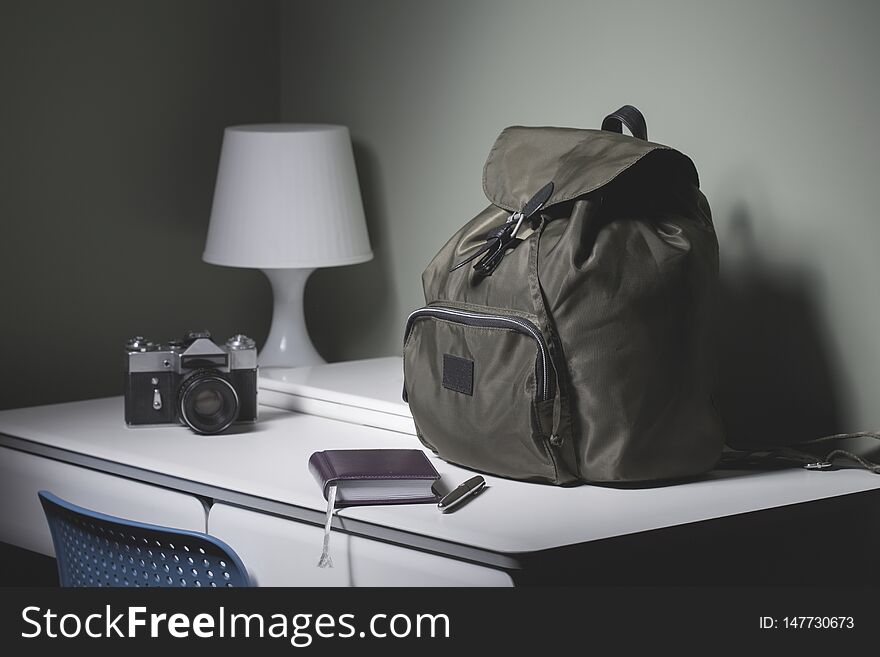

{"left": 260, "top": 268, "right": 325, "bottom": 368}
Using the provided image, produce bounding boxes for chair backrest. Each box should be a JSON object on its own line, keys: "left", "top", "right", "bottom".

{"left": 38, "top": 491, "right": 250, "bottom": 587}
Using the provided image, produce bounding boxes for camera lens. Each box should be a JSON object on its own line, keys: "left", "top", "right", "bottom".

{"left": 193, "top": 388, "right": 223, "bottom": 416}
{"left": 177, "top": 370, "right": 239, "bottom": 435}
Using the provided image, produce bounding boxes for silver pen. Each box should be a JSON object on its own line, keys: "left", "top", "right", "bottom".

{"left": 437, "top": 475, "right": 486, "bottom": 513}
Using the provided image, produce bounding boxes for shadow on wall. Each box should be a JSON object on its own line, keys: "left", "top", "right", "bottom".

{"left": 716, "top": 205, "right": 843, "bottom": 447}
{"left": 304, "top": 141, "right": 396, "bottom": 361}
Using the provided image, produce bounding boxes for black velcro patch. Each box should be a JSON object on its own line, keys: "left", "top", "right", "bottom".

{"left": 442, "top": 354, "right": 474, "bottom": 396}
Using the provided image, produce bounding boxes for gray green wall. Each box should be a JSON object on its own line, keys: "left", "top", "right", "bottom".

{"left": 281, "top": 0, "right": 880, "bottom": 442}
{"left": 3, "top": 1, "right": 878, "bottom": 443}
{"left": 0, "top": 0, "right": 278, "bottom": 410}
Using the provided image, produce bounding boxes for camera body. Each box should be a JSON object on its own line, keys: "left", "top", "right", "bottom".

{"left": 124, "top": 330, "right": 257, "bottom": 434}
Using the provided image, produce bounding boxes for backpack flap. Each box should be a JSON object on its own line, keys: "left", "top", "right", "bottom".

{"left": 482, "top": 126, "right": 698, "bottom": 213}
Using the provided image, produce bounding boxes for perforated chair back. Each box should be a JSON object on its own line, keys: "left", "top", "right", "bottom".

{"left": 39, "top": 490, "right": 250, "bottom": 587}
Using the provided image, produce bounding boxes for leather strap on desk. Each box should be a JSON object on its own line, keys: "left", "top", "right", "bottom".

{"left": 720, "top": 431, "right": 880, "bottom": 474}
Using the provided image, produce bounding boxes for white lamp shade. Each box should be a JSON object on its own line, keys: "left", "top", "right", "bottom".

{"left": 203, "top": 124, "right": 373, "bottom": 268}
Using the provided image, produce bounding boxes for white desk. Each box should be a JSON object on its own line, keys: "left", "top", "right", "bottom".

{"left": 2, "top": 396, "right": 880, "bottom": 585}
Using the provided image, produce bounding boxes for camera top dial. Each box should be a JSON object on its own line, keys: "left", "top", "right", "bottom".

{"left": 125, "top": 336, "right": 158, "bottom": 352}
{"left": 226, "top": 334, "right": 256, "bottom": 350}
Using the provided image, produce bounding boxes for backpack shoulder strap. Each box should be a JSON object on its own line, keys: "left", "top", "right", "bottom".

{"left": 721, "top": 432, "right": 880, "bottom": 474}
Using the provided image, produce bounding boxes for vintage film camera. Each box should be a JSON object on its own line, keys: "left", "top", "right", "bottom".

{"left": 124, "top": 330, "right": 257, "bottom": 434}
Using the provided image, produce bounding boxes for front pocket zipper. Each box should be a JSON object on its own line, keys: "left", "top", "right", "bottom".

{"left": 404, "top": 306, "right": 553, "bottom": 401}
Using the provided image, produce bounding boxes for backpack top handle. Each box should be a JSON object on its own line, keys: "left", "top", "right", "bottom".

{"left": 601, "top": 105, "right": 648, "bottom": 141}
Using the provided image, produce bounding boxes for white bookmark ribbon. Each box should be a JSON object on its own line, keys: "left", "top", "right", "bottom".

{"left": 317, "top": 484, "right": 338, "bottom": 568}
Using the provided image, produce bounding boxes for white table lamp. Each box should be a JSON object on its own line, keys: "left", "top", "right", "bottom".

{"left": 203, "top": 124, "right": 372, "bottom": 368}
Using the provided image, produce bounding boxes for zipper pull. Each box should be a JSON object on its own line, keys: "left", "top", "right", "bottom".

{"left": 449, "top": 221, "right": 516, "bottom": 272}
{"left": 449, "top": 227, "right": 504, "bottom": 272}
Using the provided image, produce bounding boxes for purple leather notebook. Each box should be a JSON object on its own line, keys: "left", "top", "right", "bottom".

{"left": 308, "top": 449, "right": 440, "bottom": 507}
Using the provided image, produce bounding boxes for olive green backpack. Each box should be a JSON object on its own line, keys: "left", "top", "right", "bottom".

{"left": 403, "top": 106, "right": 725, "bottom": 485}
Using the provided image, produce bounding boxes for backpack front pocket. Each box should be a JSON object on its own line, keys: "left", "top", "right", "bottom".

{"left": 403, "top": 304, "right": 565, "bottom": 483}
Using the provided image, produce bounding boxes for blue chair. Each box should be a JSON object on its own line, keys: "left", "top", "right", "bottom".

{"left": 38, "top": 491, "right": 250, "bottom": 587}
